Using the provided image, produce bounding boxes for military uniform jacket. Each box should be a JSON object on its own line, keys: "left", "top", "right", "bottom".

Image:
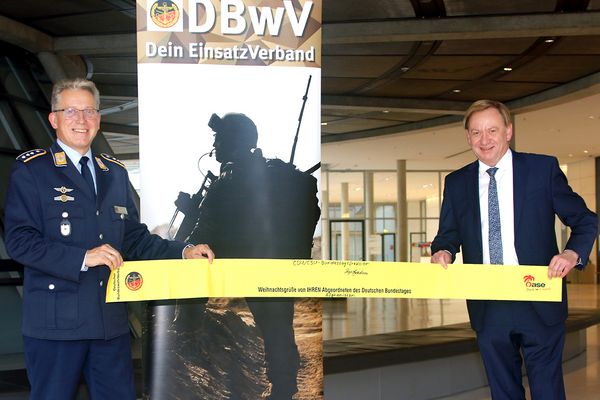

{"left": 4, "top": 142, "right": 186, "bottom": 340}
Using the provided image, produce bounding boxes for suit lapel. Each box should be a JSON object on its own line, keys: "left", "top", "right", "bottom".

{"left": 466, "top": 161, "right": 483, "bottom": 259}
{"left": 512, "top": 151, "right": 527, "bottom": 230}
{"left": 93, "top": 155, "right": 111, "bottom": 207}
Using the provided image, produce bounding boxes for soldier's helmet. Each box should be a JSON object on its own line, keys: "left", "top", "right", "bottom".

{"left": 209, "top": 113, "right": 258, "bottom": 150}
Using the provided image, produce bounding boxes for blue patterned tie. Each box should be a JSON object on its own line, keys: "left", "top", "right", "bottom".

{"left": 79, "top": 156, "right": 96, "bottom": 198}
{"left": 487, "top": 167, "right": 503, "bottom": 264}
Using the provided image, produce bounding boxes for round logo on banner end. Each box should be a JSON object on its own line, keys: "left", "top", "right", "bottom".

{"left": 150, "top": 0, "right": 180, "bottom": 29}
{"left": 125, "top": 272, "right": 144, "bottom": 291}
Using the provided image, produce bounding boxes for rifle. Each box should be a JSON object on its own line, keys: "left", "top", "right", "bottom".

{"left": 289, "top": 75, "right": 312, "bottom": 165}
{"left": 167, "top": 170, "right": 217, "bottom": 241}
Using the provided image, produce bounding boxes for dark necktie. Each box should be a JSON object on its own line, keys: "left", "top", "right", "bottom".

{"left": 487, "top": 167, "right": 503, "bottom": 264}
{"left": 79, "top": 156, "right": 96, "bottom": 198}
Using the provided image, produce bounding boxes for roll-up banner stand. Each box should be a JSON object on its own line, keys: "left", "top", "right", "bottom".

{"left": 136, "top": 1, "right": 322, "bottom": 399}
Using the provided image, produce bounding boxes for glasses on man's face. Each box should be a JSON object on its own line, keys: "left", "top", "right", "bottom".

{"left": 53, "top": 107, "right": 99, "bottom": 120}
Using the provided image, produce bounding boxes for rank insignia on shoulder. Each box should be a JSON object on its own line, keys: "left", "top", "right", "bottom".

{"left": 95, "top": 156, "right": 109, "bottom": 171}
{"left": 100, "top": 153, "right": 125, "bottom": 168}
{"left": 53, "top": 151, "right": 68, "bottom": 167}
{"left": 16, "top": 149, "right": 46, "bottom": 163}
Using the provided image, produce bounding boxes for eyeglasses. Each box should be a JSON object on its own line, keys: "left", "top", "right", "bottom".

{"left": 53, "top": 107, "right": 100, "bottom": 120}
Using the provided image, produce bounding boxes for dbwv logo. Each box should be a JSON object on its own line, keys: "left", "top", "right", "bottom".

{"left": 147, "top": 0, "right": 314, "bottom": 36}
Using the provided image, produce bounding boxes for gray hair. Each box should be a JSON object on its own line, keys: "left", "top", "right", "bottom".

{"left": 51, "top": 78, "right": 100, "bottom": 110}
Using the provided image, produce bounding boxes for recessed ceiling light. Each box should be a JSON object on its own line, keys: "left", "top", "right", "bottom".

{"left": 584, "top": 150, "right": 589, "bottom": 154}
{"left": 321, "top": 122, "right": 328, "bottom": 126}
{"left": 503, "top": 67, "right": 513, "bottom": 72}
{"left": 382, "top": 110, "right": 390, "bottom": 113}
{"left": 545, "top": 39, "right": 555, "bottom": 43}
{"left": 452, "top": 89, "right": 461, "bottom": 93}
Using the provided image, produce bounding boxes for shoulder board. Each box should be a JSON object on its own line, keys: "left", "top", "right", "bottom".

{"left": 100, "top": 153, "right": 126, "bottom": 168}
{"left": 16, "top": 149, "right": 47, "bottom": 163}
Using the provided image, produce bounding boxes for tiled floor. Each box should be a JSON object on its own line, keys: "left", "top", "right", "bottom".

{"left": 323, "top": 283, "right": 600, "bottom": 399}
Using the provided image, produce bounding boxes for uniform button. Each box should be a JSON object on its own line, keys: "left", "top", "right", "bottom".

{"left": 49, "top": 284, "right": 55, "bottom": 290}
{"left": 99, "top": 233, "right": 103, "bottom": 240}
{"left": 96, "top": 210, "right": 100, "bottom": 216}
{"left": 62, "top": 211, "right": 69, "bottom": 218}
{"left": 100, "top": 281, "right": 104, "bottom": 287}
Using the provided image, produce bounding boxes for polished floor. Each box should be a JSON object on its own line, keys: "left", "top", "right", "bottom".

{"left": 2, "top": 284, "right": 599, "bottom": 399}
{"left": 323, "top": 283, "right": 600, "bottom": 399}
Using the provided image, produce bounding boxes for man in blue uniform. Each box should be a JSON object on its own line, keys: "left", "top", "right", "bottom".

{"left": 431, "top": 99, "right": 597, "bottom": 399}
{"left": 3, "top": 78, "right": 215, "bottom": 399}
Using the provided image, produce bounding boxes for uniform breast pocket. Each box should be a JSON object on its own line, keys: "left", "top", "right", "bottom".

{"left": 110, "top": 206, "right": 129, "bottom": 241}
{"left": 44, "top": 204, "right": 84, "bottom": 243}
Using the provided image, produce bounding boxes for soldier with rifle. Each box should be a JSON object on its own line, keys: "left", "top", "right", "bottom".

{"left": 184, "top": 112, "right": 320, "bottom": 399}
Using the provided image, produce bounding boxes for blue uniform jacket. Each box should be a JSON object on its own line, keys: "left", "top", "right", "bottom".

{"left": 431, "top": 151, "right": 598, "bottom": 331}
{"left": 4, "top": 142, "right": 186, "bottom": 340}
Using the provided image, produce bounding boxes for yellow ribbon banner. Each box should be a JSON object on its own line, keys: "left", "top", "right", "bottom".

{"left": 106, "top": 259, "right": 561, "bottom": 303}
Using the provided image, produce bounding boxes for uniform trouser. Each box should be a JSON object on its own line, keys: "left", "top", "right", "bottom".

{"left": 475, "top": 301, "right": 566, "bottom": 400}
{"left": 246, "top": 298, "right": 300, "bottom": 399}
{"left": 23, "top": 334, "right": 135, "bottom": 400}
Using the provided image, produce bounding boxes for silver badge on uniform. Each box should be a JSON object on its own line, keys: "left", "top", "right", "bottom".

{"left": 54, "top": 187, "right": 75, "bottom": 202}
{"left": 114, "top": 205, "right": 128, "bottom": 219}
{"left": 60, "top": 211, "right": 71, "bottom": 237}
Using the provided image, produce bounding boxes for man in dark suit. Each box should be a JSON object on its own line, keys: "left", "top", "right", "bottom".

{"left": 431, "top": 99, "right": 597, "bottom": 400}
{"left": 3, "top": 78, "right": 215, "bottom": 399}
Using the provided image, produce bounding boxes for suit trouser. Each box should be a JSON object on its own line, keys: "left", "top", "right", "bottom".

{"left": 23, "top": 334, "right": 135, "bottom": 400}
{"left": 475, "top": 301, "right": 566, "bottom": 400}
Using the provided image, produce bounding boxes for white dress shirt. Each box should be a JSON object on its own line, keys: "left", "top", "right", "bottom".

{"left": 478, "top": 149, "right": 519, "bottom": 265}
{"left": 57, "top": 139, "right": 97, "bottom": 193}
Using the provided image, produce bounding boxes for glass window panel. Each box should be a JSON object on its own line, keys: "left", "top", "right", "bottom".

{"left": 0, "top": 153, "right": 18, "bottom": 213}
{"left": 327, "top": 171, "right": 364, "bottom": 205}
{"left": 407, "top": 172, "right": 439, "bottom": 218}
{"left": 13, "top": 103, "right": 53, "bottom": 147}
{"left": 330, "top": 221, "right": 364, "bottom": 260}
{"left": 373, "top": 172, "right": 396, "bottom": 204}
{"left": 0, "top": 102, "right": 26, "bottom": 149}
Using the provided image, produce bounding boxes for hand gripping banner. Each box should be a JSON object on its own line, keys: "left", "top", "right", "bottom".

{"left": 106, "top": 259, "right": 562, "bottom": 303}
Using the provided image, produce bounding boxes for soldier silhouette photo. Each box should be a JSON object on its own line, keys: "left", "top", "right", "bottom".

{"left": 147, "top": 112, "right": 321, "bottom": 400}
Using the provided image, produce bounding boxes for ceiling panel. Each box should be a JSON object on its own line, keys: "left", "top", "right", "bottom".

{"left": 498, "top": 55, "right": 600, "bottom": 82}
{"left": 365, "top": 79, "right": 465, "bottom": 98}
{"left": 322, "top": 56, "right": 405, "bottom": 78}
{"left": 548, "top": 35, "right": 600, "bottom": 54}
{"left": 435, "top": 38, "right": 538, "bottom": 55}
{"left": 444, "top": 0, "right": 556, "bottom": 16}
{"left": 2, "top": 0, "right": 600, "bottom": 161}
{"left": 323, "top": 0, "right": 415, "bottom": 22}
{"left": 401, "top": 55, "right": 513, "bottom": 80}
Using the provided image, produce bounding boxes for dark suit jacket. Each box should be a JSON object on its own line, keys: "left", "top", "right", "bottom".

{"left": 4, "top": 142, "right": 186, "bottom": 340}
{"left": 431, "top": 151, "right": 598, "bottom": 331}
